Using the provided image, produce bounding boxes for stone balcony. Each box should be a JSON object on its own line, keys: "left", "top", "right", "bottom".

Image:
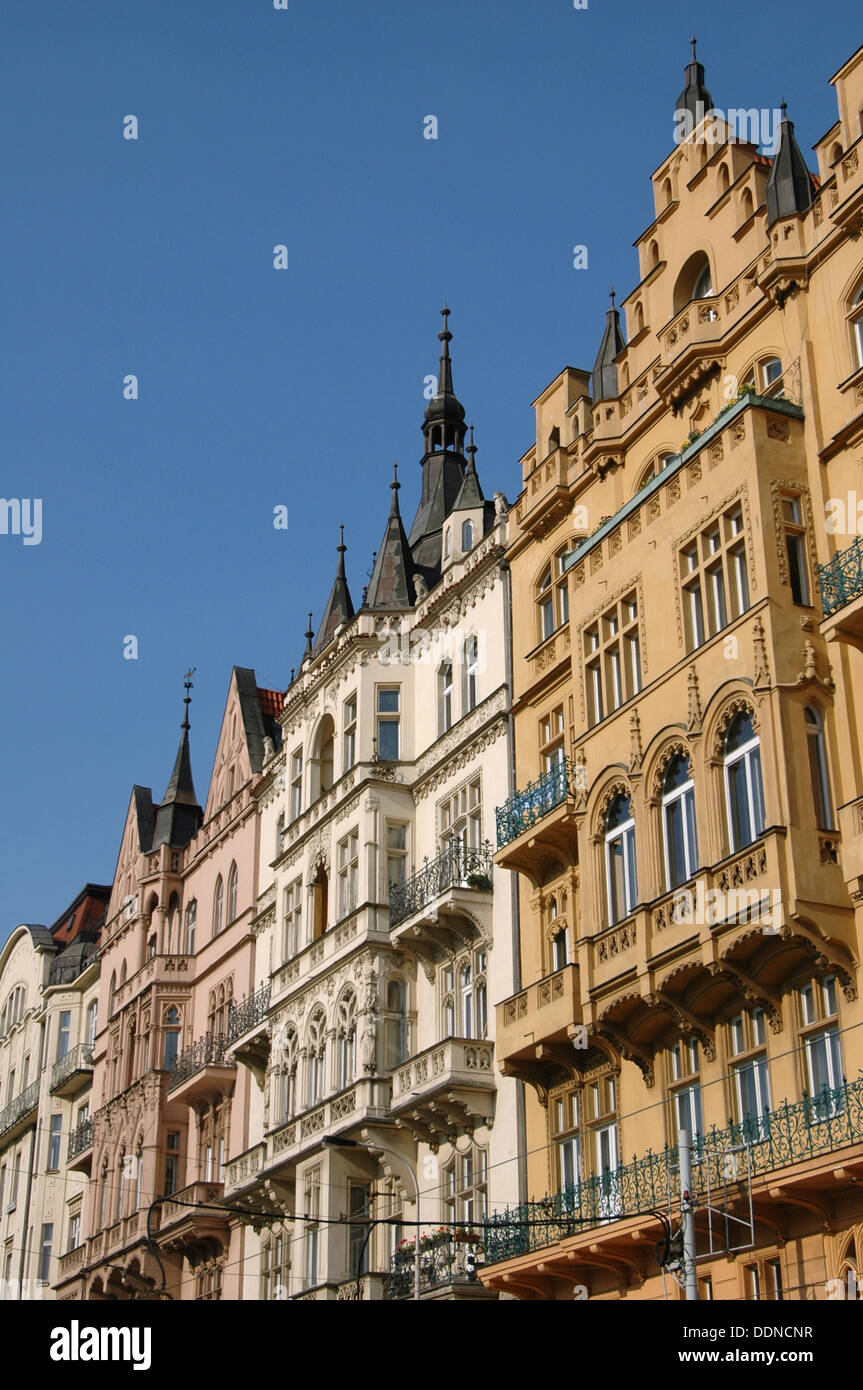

{"left": 496, "top": 965, "right": 582, "bottom": 1100}
{"left": 389, "top": 1037, "right": 496, "bottom": 1145}
{"left": 513, "top": 447, "right": 573, "bottom": 539}
{"left": 389, "top": 843, "right": 493, "bottom": 967}
{"left": 50, "top": 1044, "right": 94, "bottom": 1098}
{"left": 264, "top": 1077, "right": 392, "bottom": 1175}
{"left": 57, "top": 1244, "right": 86, "bottom": 1282}
{"left": 156, "top": 1181, "right": 228, "bottom": 1262}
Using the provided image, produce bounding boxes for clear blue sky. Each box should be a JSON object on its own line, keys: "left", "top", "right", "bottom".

{"left": 0, "top": 0, "right": 857, "bottom": 940}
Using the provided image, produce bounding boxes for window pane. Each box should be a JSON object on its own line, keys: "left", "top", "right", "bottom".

{"left": 378, "top": 689, "right": 399, "bottom": 713}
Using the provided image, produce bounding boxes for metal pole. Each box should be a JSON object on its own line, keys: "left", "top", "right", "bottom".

{"left": 678, "top": 1127, "right": 698, "bottom": 1301}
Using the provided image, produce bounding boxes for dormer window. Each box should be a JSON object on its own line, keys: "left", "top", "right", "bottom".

{"left": 461, "top": 519, "right": 474, "bottom": 552}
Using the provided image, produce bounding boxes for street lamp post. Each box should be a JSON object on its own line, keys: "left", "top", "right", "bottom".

{"left": 322, "top": 1135, "right": 421, "bottom": 1301}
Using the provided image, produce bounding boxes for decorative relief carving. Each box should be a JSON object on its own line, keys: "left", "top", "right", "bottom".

{"left": 597, "top": 920, "right": 636, "bottom": 961}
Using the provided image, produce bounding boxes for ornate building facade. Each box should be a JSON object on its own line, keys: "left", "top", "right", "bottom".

{"left": 482, "top": 42, "right": 863, "bottom": 1301}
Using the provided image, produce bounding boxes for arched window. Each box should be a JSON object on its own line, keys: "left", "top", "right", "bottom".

{"left": 135, "top": 1138, "right": 143, "bottom": 1211}
{"left": 760, "top": 356, "right": 783, "bottom": 391}
{"left": 166, "top": 893, "right": 179, "bottom": 953}
{"left": 310, "top": 715, "right": 336, "bottom": 801}
{"left": 552, "top": 927, "right": 569, "bottom": 971}
{"left": 662, "top": 755, "right": 699, "bottom": 889}
{"left": 740, "top": 186, "right": 754, "bottom": 221}
{"left": 86, "top": 1000, "right": 98, "bottom": 1049}
{"left": 693, "top": 262, "right": 713, "bottom": 299}
{"left": 648, "top": 239, "right": 660, "bottom": 268}
{"left": 307, "top": 1012, "right": 327, "bottom": 1105}
{"left": 605, "top": 794, "right": 637, "bottom": 924}
{"left": 634, "top": 301, "right": 644, "bottom": 335}
{"left": 461, "top": 519, "right": 474, "bottom": 552}
{"left": 98, "top": 1157, "right": 110, "bottom": 1231}
{"left": 276, "top": 811, "right": 285, "bottom": 859}
{"left": 830, "top": 141, "right": 843, "bottom": 166}
{"left": 109, "top": 971, "right": 117, "bottom": 1014}
{"left": 538, "top": 565, "right": 554, "bottom": 641}
{"left": 337, "top": 992, "right": 357, "bottom": 1090}
{"left": 850, "top": 284, "right": 863, "bottom": 371}
{"left": 185, "top": 899, "right": 197, "bottom": 954}
{"left": 312, "top": 865, "right": 328, "bottom": 939}
{"left": 162, "top": 1007, "right": 181, "bottom": 1071}
{"left": 723, "top": 712, "right": 765, "bottom": 852}
{"left": 385, "top": 979, "right": 407, "bottom": 1067}
{"left": 227, "top": 863, "right": 238, "bottom": 923}
{"left": 463, "top": 633, "right": 479, "bottom": 713}
{"left": 281, "top": 1028, "right": 298, "bottom": 1119}
{"left": 718, "top": 164, "right": 730, "bottom": 194}
{"left": 661, "top": 177, "right": 673, "bottom": 208}
{"left": 805, "top": 707, "right": 835, "bottom": 831}
{"left": 213, "top": 876, "right": 224, "bottom": 936}
{"left": 119, "top": 960, "right": 127, "bottom": 989}
{"left": 674, "top": 251, "right": 713, "bottom": 313}
{"left": 460, "top": 964, "right": 474, "bottom": 1039}
{"left": 439, "top": 661, "right": 454, "bottom": 733}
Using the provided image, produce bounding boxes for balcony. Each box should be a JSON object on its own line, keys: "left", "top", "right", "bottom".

{"left": 57, "top": 1245, "right": 86, "bottom": 1282}
{"left": 0, "top": 1080, "right": 39, "bottom": 1144}
{"left": 494, "top": 761, "right": 580, "bottom": 882}
{"left": 496, "top": 965, "right": 583, "bottom": 1100}
{"left": 389, "top": 843, "right": 493, "bottom": 964}
{"left": 265, "top": 1077, "right": 391, "bottom": 1173}
{"left": 389, "top": 1037, "right": 496, "bottom": 1145}
{"left": 384, "top": 1232, "right": 497, "bottom": 1301}
{"left": 167, "top": 1033, "right": 236, "bottom": 1106}
{"left": 483, "top": 1077, "right": 863, "bottom": 1272}
{"left": 156, "top": 1181, "right": 229, "bottom": 1262}
{"left": 50, "top": 1044, "right": 94, "bottom": 1097}
{"left": 819, "top": 537, "right": 863, "bottom": 648}
{"left": 67, "top": 1117, "right": 94, "bottom": 1169}
{"left": 227, "top": 982, "right": 272, "bottom": 1084}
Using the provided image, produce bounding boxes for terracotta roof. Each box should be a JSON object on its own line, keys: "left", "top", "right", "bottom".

{"left": 257, "top": 688, "right": 284, "bottom": 718}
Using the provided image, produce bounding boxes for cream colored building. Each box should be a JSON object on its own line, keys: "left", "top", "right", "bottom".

{"left": 483, "top": 43, "right": 863, "bottom": 1301}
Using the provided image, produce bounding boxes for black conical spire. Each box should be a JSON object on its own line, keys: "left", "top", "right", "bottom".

{"left": 766, "top": 102, "right": 816, "bottom": 226}
{"left": 675, "top": 37, "right": 715, "bottom": 128}
{"left": 366, "top": 463, "right": 417, "bottom": 609}
{"left": 152, "top": 669, "right": 203, "bottom": 848}
{"left": 422, "top": 304, "right": 467, "bottom": 453}
{"left": 591, "top": 287, "right": 626, "bottom": 402}
{"left": 312, "top": 525, "right": 355, "bottom": 657}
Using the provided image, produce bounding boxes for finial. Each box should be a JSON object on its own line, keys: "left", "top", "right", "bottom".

{"left": 609, "top": 284, "right": 616, "bottom": 309}
{"left": 439, "top": 303, "right": 453, "bottom": 352}
{"left": 181, "top": 668, "right": 195, "bottom": 731}
{"left": 466, "top": 424, "right": 478, "bottom": 470}
{"left": 290, "top": 667, "right": 295, "bottom": 684}
{"left": 690, "top": 36, "right": 697, "bottom": 61}
{"left": 336, "top": 523, "right": 347, "bottom": 577}
{"left": 304, "top": 612, "right": 314, "bottom": 657}
{"left": 780, "top": 98, "right": 788, "bottom": 119}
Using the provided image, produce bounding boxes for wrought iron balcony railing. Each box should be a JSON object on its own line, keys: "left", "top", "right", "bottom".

{"left": 50, "top": 1043, "right": 93, "bottom": 1093}
{"left": 227, "top": 982, "right": 271, "bottom": 1043}
{"left": 389, "top": 842, "right": 494, "bottom": 928}
{"left": 384, "top": 1230, "right": 483, "bottom": 1299}
{"left": 819, "top": 537, "right": 863, "bottom": 618}
{"left": 483, "top": 1078, "right": 863, "bottom": 1265}
{"left": 167, "top": 1032, "right": 234, "bottom": 1092}
{"left": 68, "top": 1117, "right": 94, "bottom": 1160}
{"left": 495, "top": 759, "right": 580, "bottom": 849}
{"left": 0, "top": 1080, "right": 39, "bottom": 1139}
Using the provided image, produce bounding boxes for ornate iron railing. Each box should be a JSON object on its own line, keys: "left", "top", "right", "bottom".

{"left": 483, "top": 1078, "right": 863, "bottom": 1265}
{"left": 819, "top": 537, "right": 863, "bottom": 618}
{"left": 50, "top": 1044, "right": 93, "bottom": 1092}
{"left": 495, "top": 759, "right": 579, "bottom": 849}
{"left": 68, "top": 1117, "right": 94, "bottom": 1160}
{"left": 0, "top": 1080, "right": 39, "bottom": 1139}
{"left": 384, "top": 1232, "right": 483, "bottom": 1299}
{"left": 167, "top": 1032, "right": 234, "bottom": 1091}
{"left": 389, "top": 842, "right": 494, "bottom": 927}
{"left": 227, "top": 982, "right": 271, "bottom": 1043}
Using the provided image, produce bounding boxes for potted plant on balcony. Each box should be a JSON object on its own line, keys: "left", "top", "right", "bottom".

{"left": 466, "top": 871, "right": 492, "bottom": 892}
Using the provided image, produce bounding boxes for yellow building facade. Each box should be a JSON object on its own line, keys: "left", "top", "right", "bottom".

{"left": 482, "top": 43, "right": 863, "bottom": 1301}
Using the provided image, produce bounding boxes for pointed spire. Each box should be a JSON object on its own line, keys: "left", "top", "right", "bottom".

{"left": 422, "top": 304, "right": 467, "bottom": 454}
{"left": 311, "top": 526, "right": 356, "bottom": 657}
{"left": 152, "top": 670, "right": 203, "bottom": 849}
{"left": 365, "top": 463, "right": 417, "bottom": 609}
{"left": 453, "top": 424, "right": 486, "bottom": 511}
{"left": 591, "top": 287, "right": 626, "bottom": 402}
{"left": 766, "top": 102, "right": 816, "bottom": 226}
{"left": 304, "top": 612, "right": 314, "bottom": 659}
{"left": 675, "top": 36, "right": 715, "bottom": 127}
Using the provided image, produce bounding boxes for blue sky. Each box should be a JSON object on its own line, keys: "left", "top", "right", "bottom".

{"left": 0, "top": 0, "right": 857, "bottom": 940}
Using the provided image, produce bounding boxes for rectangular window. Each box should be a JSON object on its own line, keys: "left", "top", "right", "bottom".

{"left": 343, "top": 693, "right": 357, "bottom": 772}
{"left": 47, "top": 1113, "right": 62, "bottom": 1170}
{"left": 348, "top": 1182, "right": 371, "bottom": 1277}
{"left": 338, "top": 830, "right": 359, "bottom": 916}
{"left": 376, "top": 688, "right": 400, "bottom": 761}
{"left": 733, "top": 1057, "right": 771, "bottom": 1137}
{"left": 164, "top": 1132, "right": 180, "bottom": 1197}
{"left": 304, "top": 1172, "right": 320, "bottom": 1289}
{"left": 56, "top": 1012, "right": 71, "bottom": 1061}
{"left": 68, "top": 1211, "right": 81, "bottom": 1252}
{"left": 674, "top": 1083, "right": 703, "bottom": 1139}
{"left": 386, "top": 823, "right": 408, "bottom": 890}
{"left": 38, "top": 1224, "right": 53, "bottom": 1283}
{"left": 583, "top": 594, "right": 641, "bottom": 727}
{"left": 290, "top": 748, "right": 303, "bottom": 820}
{"left": 680, "top": 505, "right": 750, "bottom": 652}
{"left": 439, "top": 779, "right": 482, "bottom": 857}
{"left": 282, "top": 879, "right": 303, "bottom": 960}
{"left": 780, "top": 495, "right": 811, "bottom": 605}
